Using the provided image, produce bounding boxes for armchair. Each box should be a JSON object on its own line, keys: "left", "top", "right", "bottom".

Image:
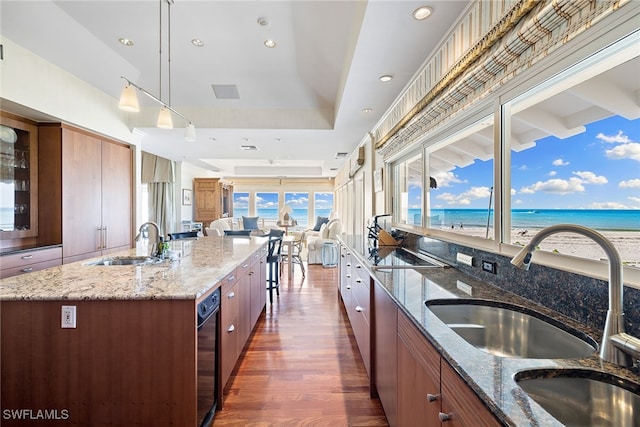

{"left": 205, "top": 218, "right": 231, "bottom": 236}
{"left": 307, "top": 218, "right": 342, "bottom": 264}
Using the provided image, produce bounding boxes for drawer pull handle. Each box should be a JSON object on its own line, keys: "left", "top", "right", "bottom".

{"left": 355, "top": 306, "right": 363, "bottom": 312}
{"left": 227, "top": 324, "right": 235, "bottom": 332}
{"left": 439, "top": 412, "right": 453, "bottom": 422}
{"left": 356, "top": 278, "right": 362, "bottom": 283}
{"left": 346, "top": 263, "right": 351, "bottom": 267}
{"left": 21, "top": 267, "right": 33, "bottom": 273}
{"left": 427, "top": 393, "right": 440, "bottom": 402}
{"left": 356, "top": 264, "right": 362, "bottom": 269}
{"left": 227, "top": 275, "right": 235, "bottom": 282}
{"left": 21, "top": 255, "right": 33, "bottom": 260}
{"left": 228, "top": 291, "right": 235, "bottom": 299}
{"left": 242, "top": 263, "right": 249, "bottom": 269}
{"left": 346, "top": 285, "right": 351, "bottom": 290}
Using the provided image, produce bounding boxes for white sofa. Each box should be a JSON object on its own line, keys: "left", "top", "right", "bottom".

{"left": 205, "top": 218, "right": 232, "bottom": 236}
{"left": 307, "top": 218, "right": 342, "bottom": 264}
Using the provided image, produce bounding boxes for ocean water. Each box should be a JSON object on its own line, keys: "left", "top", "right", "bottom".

{"left": 413, "top": 209, "right": 640, "bottom": 231}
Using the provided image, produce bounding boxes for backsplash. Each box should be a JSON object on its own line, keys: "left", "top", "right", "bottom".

{"left": 404, "top": 233, "right": 640, "bottom": 339}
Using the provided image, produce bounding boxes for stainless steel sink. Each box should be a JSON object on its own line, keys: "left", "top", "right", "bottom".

{"left": 425, "top": 300, "right": 597, "bottom": 359}
{"left": 515, "top": 369, "right": 640, "bottom": 426}
{"left": 85, "top": 256, "right": 163, "bottom": 266}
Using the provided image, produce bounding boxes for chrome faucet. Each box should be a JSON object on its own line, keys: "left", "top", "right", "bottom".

{"left": 134, "top": 221, "right": 162, "bottom": 257}
{"left": 511, "top": 224, "right": 640, "bottom": 367}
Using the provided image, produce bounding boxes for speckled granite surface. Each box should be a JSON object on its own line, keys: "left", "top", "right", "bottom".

{"left": 0, "top": 236, "right": 266, "bottom": 301}
{"left": 340, "top": 235, "right": 640, "bottom": 427}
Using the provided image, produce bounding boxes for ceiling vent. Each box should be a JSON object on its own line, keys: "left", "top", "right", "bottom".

{"left": 211, "top": 84, "right": 240, "bottom": 99}
{"left": 335, "top": 152, "right": 348, "bottom": 159}
{"left": 240, "top": 145, "right": 257, "bottom": 151}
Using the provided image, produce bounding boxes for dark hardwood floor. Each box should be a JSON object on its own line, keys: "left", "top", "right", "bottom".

{"left": 213, "top": 262, "right": 389, "bottom": 426}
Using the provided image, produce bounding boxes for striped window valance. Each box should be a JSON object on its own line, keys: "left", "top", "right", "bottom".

{"left": 375, "top": 0, "right": 630, "bottom": 159}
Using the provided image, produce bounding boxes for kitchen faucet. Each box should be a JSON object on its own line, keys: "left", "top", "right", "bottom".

{"left": 134, "top": 221, "right": 162, "bottom": 257}
{"left": 511, "top": 224, "right": 640, "bottom": 368}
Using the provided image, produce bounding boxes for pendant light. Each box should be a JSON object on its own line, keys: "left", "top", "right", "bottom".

{"left": 118, "top": 0, "right": 195, "bottom": 140}
{"left": 118, "top": 84, "right": 139, "bottom": 112}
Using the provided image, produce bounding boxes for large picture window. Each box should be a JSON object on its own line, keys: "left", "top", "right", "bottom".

{"left": 393, "top": 153, "right": 423, "bottom": 227}
{"left": 505, "top": 47, "right": 639, "bottom": 267}
{"left": 427, "top": 116, "right": 495, "bottom": 237}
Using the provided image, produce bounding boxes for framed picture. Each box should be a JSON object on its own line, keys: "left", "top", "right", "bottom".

{"left": 182, "top": 189, "right": 192, "bottom": 205}
{"left": 374, "top": 168, "right": 383, "bottom": 192}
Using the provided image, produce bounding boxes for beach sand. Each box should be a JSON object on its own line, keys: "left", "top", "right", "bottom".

{"left": 444, "top": 227, "right": 640, "bottom": 267}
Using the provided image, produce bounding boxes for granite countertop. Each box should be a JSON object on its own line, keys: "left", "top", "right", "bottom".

{"left": 339, "top": 235, "right": 640, "bottom": 427}
{"left": 0, "top": 236, "right": 267, "bottom": 301}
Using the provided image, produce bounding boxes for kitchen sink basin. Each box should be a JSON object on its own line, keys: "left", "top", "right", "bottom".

{"left": 425, "top": 300, "right": 597, "bottom": 359}
{"left": 85, "top": 256, "right": 163, "bottom": 266}
{"left": 515, "top": 369, "right": 640, "bottom": 426}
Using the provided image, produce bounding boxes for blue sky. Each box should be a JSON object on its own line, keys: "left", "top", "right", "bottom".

{"left": 425, "top": 115, "right": 640, "bottom": 210}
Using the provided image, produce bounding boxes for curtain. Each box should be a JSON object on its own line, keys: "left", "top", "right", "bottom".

{"left": 142, "top": 152, "right": 176, "bottom": 237}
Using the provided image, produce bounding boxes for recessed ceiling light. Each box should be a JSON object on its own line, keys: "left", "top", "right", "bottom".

{"left": 242, "top": 137, "right": 249, "bottom": 142}
{"left": 257, "top": 17, "right": 270, "bottom": 27}
{"left": 362, "top": 108, "right": 373, "bottom": 113}
{"left": 191, "top": 39, "right": 204, "bottom": 47}
{"left": 413, "top": 6, "right": 433, "bottom": 20}
{"left": 264, "top": 39, "right": 277, "bottom": 48}
{"left": 379, "top": 75, "right": 393, "bottom": 82}
{"left": 274, "top": 138, "right": 281, "bottom": 142}
{"left": 118, "top": 38, "right": 134, "bottom": 47}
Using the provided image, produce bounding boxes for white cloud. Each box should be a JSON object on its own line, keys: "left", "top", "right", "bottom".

{"left": 549, "top": 170, "right": 557, "bottom": 176}
{"left": 520, "top": 177, "right": 585, "bottom": 195}
{"left": 552, "top": 158, "right": 569, "bottom": 166}
{"left": 572, "top": 171, "right": 607, "bottom": 184}
{"left": 435, "top": 186, "right": 492, "bottom": 205}
{"left": 518, "top": 164, "right": 528, "bottom": 171}
{"left": 605, "top": 142, "right": 640, "bottom": 161}
{"left": 588, "top": 201, "right": 632, "bottom": 209}
{"left": 596, "top": 130, "right": 631, "bottom": 144}
{"left": 432, "top": 171, "right": 464, "bottom": 187}
{"left": 628, "top": 196, "right": 640, "bottom": 204}
{"left": 511, "top": 188, "right": 517, "bottom": 195}
{"left": 514, "top": 199, "right": 523, "bottom": 204}
{"left": 620, "top": 179, "right": 640, "bottom": 189}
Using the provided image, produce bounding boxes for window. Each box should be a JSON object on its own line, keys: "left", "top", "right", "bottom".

{"left": 505, "top": 47, "right": 639, "bottom": 266}
{"left": 427, "top": 115, "right": 495, "bottom": 237}
{"left": 393, "top": 152, "right": 423, "bottom": 227}
{"left": 314, "top": 192, "right": 334, "bottom": 219}
{"left": 256, "top": 192, "right": 278, "bottom": 226}
{"left": 284, "top": 192, "right": 309, "bottom": 228}
{"left": 233, "top": 192, "right": 250, "bottom": 218}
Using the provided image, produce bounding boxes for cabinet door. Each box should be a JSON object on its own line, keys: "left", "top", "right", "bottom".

{"left": 193, "top": 178, "right": 220, "bottom": 224}
{"left": 440, "top": 360, "right": 500, "bottom": 427}
{"left": 397, "top": 312, "right": 441, "bottom": 426}
{"left": 249, "top": 251, "right": 264, "bottom": 328}
{"left": 101, "top": 140, "right": 131, "bottom": 251}
{"left": 373, "top": 281, "right": 398, "bottom": 426}
{"left": 237, "top": 261, "right": 252, "bottom": 348}
{"left": 221, "top": 281, "right": 240, "bottom": 389}
{"left": 61, "top": 128, "right": 102, "bottom": 261}
{"left": 351, "top": 270, "right": 371, "bottom": 377}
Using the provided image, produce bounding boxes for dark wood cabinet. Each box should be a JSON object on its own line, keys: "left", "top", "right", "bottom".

{"left": 38, "top": 124, "right": 132, "bottom": 263}
{"left": 221, "top": 270, "right": 240, "bottom": 390}
{"left": 373, "top": 279, "right": 398, "bottom": 425}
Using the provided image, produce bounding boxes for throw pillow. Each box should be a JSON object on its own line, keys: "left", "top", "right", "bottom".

{"left": 242, "top": 216, "right": 260, "bottom": 230}
{"left": 312, "top": 216, "right": 329, "bottom": 232}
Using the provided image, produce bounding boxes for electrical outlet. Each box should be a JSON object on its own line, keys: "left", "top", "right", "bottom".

{"left": 482, "top": 260, "right": 497, "bottom": 274}
{"left": 61, "top": 305, "right": 77, "bottom": 328}
{"left": 456, "top": 253, "right": 473, "bottom": 266}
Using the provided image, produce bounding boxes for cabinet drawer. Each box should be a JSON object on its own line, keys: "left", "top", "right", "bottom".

{"left": 0, "top": 258, "right": 62, "bottom": 279}
{"left": 221, "top": 268, "right": 238, "bottom": 294}
{"left": 1, "top": 247, "right": 62, "bottom": 270}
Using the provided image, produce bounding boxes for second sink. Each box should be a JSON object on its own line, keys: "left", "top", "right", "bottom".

{"left": 425, "top": 300, "right": 597, "bottom": 359}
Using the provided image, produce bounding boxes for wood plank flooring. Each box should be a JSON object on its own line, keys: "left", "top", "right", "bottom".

{"left": 213, "top": 263, "right": 389, "bottom": 426}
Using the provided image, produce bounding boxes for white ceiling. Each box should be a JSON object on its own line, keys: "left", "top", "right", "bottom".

{"left": 0, "top": 0, "right": 471, "bottom": 177}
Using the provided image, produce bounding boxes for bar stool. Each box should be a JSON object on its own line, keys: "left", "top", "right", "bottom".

{"left": 266, "top": 229, "right": 285, "bottom": 304}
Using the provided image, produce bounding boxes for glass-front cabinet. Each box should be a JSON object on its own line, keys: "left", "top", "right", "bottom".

{"left": 0, "top": 113, "right": 38, "bottom": 241}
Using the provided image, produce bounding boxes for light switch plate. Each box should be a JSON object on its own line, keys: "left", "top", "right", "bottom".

{"left": 456, "top": 253, "right": 473, "bottom": 266}
{"left": 61, "top": 305, "right": 76, "bottom": 328}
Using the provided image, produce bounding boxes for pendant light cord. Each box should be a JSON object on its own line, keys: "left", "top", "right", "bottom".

{"left": 158, "top": 0, "right": 162, "bottom": 103}
{"left": 168, "top": 0, "right": 172, "bottom": 107}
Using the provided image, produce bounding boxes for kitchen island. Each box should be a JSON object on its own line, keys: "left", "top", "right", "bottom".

{"left": 0, "top": 235, "right": 267, "bottom": 426}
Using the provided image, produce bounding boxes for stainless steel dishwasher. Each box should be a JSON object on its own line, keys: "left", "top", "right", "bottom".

{"left": 197, "top": 287, "right": 221, "bottom": 427}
